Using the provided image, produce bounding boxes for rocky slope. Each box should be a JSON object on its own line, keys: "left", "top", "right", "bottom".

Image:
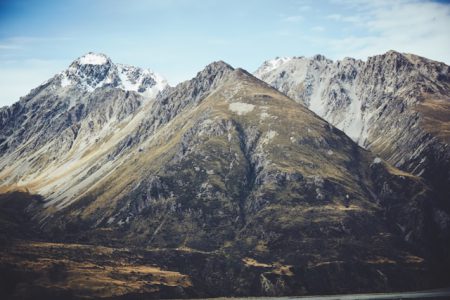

{"left": 0, "top": 53, "right": 168, "bottom": 205}
{"left": 255, "top": 51, "right": 450, "bottom": 246}
{"left": 0, "top": 53, "right": 449, "bottom": 299}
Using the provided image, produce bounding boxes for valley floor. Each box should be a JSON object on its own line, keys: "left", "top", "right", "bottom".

{"left": 1, "top": 240, "right": 449, "bottom": 300}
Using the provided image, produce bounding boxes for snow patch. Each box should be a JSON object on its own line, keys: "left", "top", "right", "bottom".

{"left": 373, "top": 157, "right": 382, "bottom": 164}
{"left": 60, "top": 75, "right": 71, "bottom": 87}
{"left": 117, "top": 64, "right": 167, "bottom": 98}
{"left": 119, "top": 64, "right": 167, "bottom": 98}
{"left": 79, "top": 53, "right": 108, "bottom": 65}
{"left": 255, "top": 57, "right": 293, "bottom": 76}
{"left": 229, "top": 102, "right": 255, "bottom": 115}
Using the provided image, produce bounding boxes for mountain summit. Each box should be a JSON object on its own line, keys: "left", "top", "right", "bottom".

{"left": 54, "top": 52, "right": 168, "bottom": 96}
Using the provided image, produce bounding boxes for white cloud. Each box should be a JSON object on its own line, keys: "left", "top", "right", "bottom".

{"left": 0, "top": 36, "right": 72, "bottom": 49}
{"left": 326, "top": 13, "right": 364, "bottom": 24}
{"left": 321, "top": 0, "right": 450, "bottom": 64}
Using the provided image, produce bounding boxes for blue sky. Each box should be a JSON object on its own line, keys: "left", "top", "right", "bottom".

{"left": 1, "top": 0, "right": 449, "bottom": 106}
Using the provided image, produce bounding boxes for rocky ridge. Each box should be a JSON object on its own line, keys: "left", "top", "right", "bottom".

{"left": 255, "top": 51, "right": 450, "bottom": 245}
{"left": 0, "top": 52, "right": 449, "bottom": 298}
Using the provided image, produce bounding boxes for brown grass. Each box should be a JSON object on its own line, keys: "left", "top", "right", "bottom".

{"left": 0, "top": 241, "right": 192, "bottom": 298}
{"left": 415, "top": 95, "right": 450, "bottom": 143}
{"left": 243, "top": 258, "right": 294, "bottom": 276}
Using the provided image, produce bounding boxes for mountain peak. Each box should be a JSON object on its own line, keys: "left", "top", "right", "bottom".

{"left": 367, "top": 50, "right": 411, "bottom": 62}
{"left": 187, "top": 60, "right": 234, "bottom": 86}
{"left": 202, "top": 60, "right": 234, "bottom": 74}
{"left": 253, "top": 57, "right": 294, "bottom": 78}
{"left": 384, "top": 49, "right": 402, "bottom": 56}
{"left": 69, "top": 52, "right": 112, "bottom": 70}
{"left": 312, "top": 54, "right": 329, "bottom": 61}
{"left": 57, "top": 52, "right": 167, "bottom": 97}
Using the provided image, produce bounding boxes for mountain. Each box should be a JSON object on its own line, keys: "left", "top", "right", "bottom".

{"left": 0, "top": 53, "right": 168, "bottom": 201}
{"left": 0, "top": 52, "right": 449, "bottom": 299}
{"left": 255, "top": 50, "right": 450, "bottom": 243}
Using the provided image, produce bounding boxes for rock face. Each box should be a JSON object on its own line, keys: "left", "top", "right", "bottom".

{"left": 0, "top": 52, "right": 449, "bottom": 299}
{"left": 255, "top": 51, "right": 450, "bottom": 250}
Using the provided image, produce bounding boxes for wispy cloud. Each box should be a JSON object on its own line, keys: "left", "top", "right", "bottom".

{"left": 0, "top": 44, "right": 21, "bottom": 50}
{"left": 326, "top": 13, "right": 364, "bottom": 23}
{"left": 318, "top": 0, "right": 450, "bottom": 63}
{"left": 0, "top": 36, "right": 73, "bottom": 51}
{"left": 281, "top": 15, "right": 304, "bottom": 23}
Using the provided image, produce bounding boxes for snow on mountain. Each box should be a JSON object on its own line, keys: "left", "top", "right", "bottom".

{"left": 255, "top": 54, "right": 382, "bottom": 145}
{"left": 255, "top": 55, "right": 367, "bottom": 144}
{"left": 116, "top": 64, "right": 168, "bottom": 98}
{"left": 254, "top": 56, "right": 293, "bottom": 75}
{"left": 56, "top": 52, "right": 168, "bottom": 97}
{"left": 78, "top": 53, "right": 109, "bottom": 65}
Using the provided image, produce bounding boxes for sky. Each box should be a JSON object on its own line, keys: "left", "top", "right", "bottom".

{"left": 0, "top": 0, "right": 449, "bottom": 107}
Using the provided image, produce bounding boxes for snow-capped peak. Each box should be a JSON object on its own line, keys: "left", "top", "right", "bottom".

{"left": 56, "top": 52, "right": 168, "bottom": 98}
{"left": 254, "top": 56, "right": 293, "bottom": 76}
{"left": 78, "top": 52, "right": 109, "bottom": 65}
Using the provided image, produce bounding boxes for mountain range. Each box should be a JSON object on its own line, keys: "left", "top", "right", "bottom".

{"left": 0, "top": 51, "right": 449, "bottom": 299}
